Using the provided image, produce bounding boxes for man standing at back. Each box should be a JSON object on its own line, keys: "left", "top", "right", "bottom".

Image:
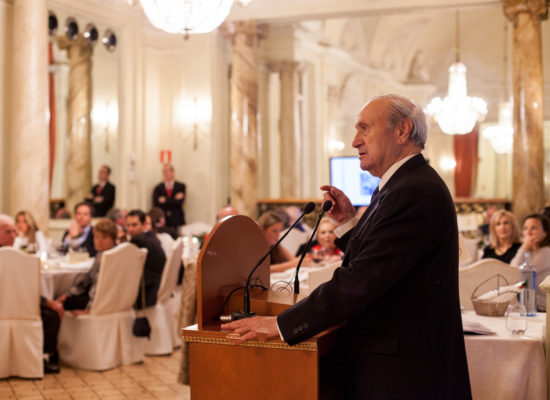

{"left": 152, "top": 164, "right": 186, "bottom": 231}
{"left": 85, "top": 165, "right": 115, "bottom": 217}
{"left": 126, "top": 210, "right": 166, "bottom": 308}
{"left": 222, "top": 94, "right": 472, "bottom": 399}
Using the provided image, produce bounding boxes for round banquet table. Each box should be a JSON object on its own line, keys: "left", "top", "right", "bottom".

{"left": 40, "top": 257, "right": 94, "bottom": 300}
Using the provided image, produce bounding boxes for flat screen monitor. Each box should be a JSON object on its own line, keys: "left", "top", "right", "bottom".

{"left": 330, "top": 156, "right": 380, "bottom": 206}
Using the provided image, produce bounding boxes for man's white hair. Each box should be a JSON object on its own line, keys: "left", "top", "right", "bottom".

{"left": 0, "top": 214, "right": 14, "bottom": 226}
{"left": 372, "top": 93, "right": 428, "bottom": 149}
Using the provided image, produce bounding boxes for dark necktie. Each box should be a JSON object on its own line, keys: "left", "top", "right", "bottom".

{"left": 96, "top": 185, "right": 102, "bottom": 196}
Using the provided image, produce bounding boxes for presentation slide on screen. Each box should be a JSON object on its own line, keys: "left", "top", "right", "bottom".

{"left": 330, "top": 157, "right": 380, "bottom": 206}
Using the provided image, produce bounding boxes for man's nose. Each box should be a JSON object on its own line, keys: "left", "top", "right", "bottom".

{"left": 352, "top": 132, "right": 361, "bottom": 148}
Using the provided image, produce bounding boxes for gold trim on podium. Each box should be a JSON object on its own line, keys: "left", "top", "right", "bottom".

{"left": 182, "top": 334, "right": 317, "bottom": 352}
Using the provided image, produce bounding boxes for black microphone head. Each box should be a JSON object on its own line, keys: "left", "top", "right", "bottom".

{"left": 302, "top": 202, "right": 315, "bottom": 214}
{"left": 322, "top": 200, "right": 333, "bottom": 212}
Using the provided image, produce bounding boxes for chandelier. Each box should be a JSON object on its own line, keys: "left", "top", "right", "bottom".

{"left": 425, "top": 12, "right": 487, "bottom": 135}
{"left": 140, "top": 0, "right": 241, "bottom": 37}
{"left": 482, "top": 101, "right": 513, "bottom": 154}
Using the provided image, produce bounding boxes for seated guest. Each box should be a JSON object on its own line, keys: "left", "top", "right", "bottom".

{"left": 280, "top": 205, "right": 312, "bottom": 256}
{"left": 55, "top": 219, "right": 117, "bottom": 315}
{"left": 258, "top": 211, "right": 312, "bottom": 273}
{"left": 149, "top": 207, "right": 178, "bottom": 239}
{"left": 479, "top": 206, "right": 498, "bottom": 239}
{"left": 85, "top": 165, "right": 115, "bottom": 217}
{"left": 61, "top": 202, "right": 97, "bottom": 256}
{"left": 13, "top": 210, "right": 48, "bottom": 254}
{"left": 511, "top": 214, "right": 550, "bottom": 311}
{"left": 126, "top": 210, "right": 166, "bottom": 308}
{"left": 216, "top": 205, "right": 239, "bottom": 223}
{"left": 482, "top": 209, "right": 521, "bottom": 263}
{"left": 0, "top": 215, "right": 61, "bottom": 373}
{"left": 309, "top": 217, "right": 344, "bottom": 263}
{"left": 106, "top": 208, "right": 127, "bottom": 244}
{"left": 152, "top": 163, "right": 186, "bottom": 230}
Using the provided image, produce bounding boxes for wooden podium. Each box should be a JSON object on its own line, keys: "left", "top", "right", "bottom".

{"left": 182, "top": 215, "right": 342, "bottom": 399}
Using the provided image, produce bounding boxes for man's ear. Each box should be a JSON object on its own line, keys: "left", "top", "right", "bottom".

{"left": 396, "top": 118, "right": 413, "bottom": 144}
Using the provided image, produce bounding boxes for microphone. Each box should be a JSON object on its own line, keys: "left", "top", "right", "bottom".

{"left": 294, "top": 200, "right": 333, "bottom": 294}
{"left": 231, "top": 201, "right": 316, "bottom": 321}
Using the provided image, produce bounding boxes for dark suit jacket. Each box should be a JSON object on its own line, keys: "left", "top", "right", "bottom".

{"left": 131, "top": 231, "right": 166, "bottom": 309}
{"left": 88, "top": 181, "right": 115, "bottom": 217}
{"left": 277, "top": 154, "right": 472, "bottom": 399}
{"left": 62, "top": 227, "right": 97, "bottom": 257}
{"left": 152, "top": 181, "right": 186, "bottom": 228}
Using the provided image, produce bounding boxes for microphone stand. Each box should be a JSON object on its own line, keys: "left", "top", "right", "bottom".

{"left": 231, "top": 202, "right": 315, "bottom": 321}
{"left": 294, "top": 201, "right": 332, "bottom": 294}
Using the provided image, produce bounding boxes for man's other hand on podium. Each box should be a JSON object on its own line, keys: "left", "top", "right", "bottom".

{"left": 221, "top": 316, "right": 279, "bottom": 344}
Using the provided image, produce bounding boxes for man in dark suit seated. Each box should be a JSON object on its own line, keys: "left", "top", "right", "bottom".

{"left": 61, "top": 202, "right": 97, "bottom": 257}
{"left": 0, "top": 215, "right": 62, "bottom": 374}
{"left": 222, "top": 94, "right": 472, "bottom": 399}
{"left": 85, "top": 165, "right": 115, "bottom": 217}
{"left": 152, "top": 163, "right": 186, "bottom": 231}
{"left": 126, "top": 210, "right": 166, "bottom": 309}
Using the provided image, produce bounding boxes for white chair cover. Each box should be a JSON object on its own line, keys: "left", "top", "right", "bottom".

{"left": 459, "top": 258, "right": 520, "bottom": 310}
{"left": 58, "top": 243, "right": 147, "bottom": 370}
{"left": 0, "top": 248, "right": 43, "bottom": 378}
{"left": 143, "top": 238, "right": 184, "bottom": 355}
{"left": 157, "top": 232, "right": 175, "bottom": 260}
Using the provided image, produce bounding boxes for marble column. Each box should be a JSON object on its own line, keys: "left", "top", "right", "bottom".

{"left": 503, "top": 0, "right": 547, "bottom": 221}
{"left": 222, "top": 21, "right": 266, "bottom": 218}
{"left": 10, "top": 1, "right": 49, "bottom": 232}
{"left": 57, "top": 34, "right": 94, "bottom": 215}
{"left": 277, "top": 61, "right": 302, "bottom": 198}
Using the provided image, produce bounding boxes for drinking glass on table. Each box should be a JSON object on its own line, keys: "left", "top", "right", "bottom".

{"left": 505, "top": 296, "right": 527, "bottom": 336}
{"left": 312, "top": 247, "right": 325, "bottom": 264}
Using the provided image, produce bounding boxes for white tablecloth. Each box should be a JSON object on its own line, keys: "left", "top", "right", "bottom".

{"left": 40, "top": 258, "right": 94, "bottom": 300}
{"left": 463, "top": 311, "right": 547, "bottom": 400}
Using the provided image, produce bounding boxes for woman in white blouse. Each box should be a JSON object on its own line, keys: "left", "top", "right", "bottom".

{"left": 511, "top": 213, "right": 550, "bottom": 311}
{"left": 13, "top": 210, "right": 48, "bottom": 254}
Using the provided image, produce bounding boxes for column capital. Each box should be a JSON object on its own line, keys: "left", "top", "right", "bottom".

{"left": 503, "top": 0, "right": 548, "bottom": 22}
{"left": 265, "top": 60, "right": 304, "bottom": 74}
{"left": 221, "top": 20, "right": 269, "bottom": 43}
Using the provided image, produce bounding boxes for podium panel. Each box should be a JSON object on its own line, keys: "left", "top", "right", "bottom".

{"left": 184, "top": 215, "right": 343, "bottom": 399}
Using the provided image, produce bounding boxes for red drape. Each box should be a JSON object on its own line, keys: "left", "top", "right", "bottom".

{"left": 48, "top": 42, "right": 56, "bottom": 190}
{"left": 453, "top": 128, "right": 478, "bottom": 198}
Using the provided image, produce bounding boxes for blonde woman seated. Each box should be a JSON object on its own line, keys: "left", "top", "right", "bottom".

{"left": 55, "top": 219, "right": 117, "bottom": 315}
{"left": 258, "top": 211, "right": 312, "bottom": 273}
{"left": 481, "top": 209, "right": 521, "bottom": 264}
{"left": 511, "top": 214, "right": 550, "bottom": 311}
{"left": 13, "top": 210, "right": 48, "bottom": 254}
{"left": 309, "top": 217, "right": 343, "bottom": 264}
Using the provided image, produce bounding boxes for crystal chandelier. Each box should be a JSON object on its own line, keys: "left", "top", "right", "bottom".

{"left": 140, "top": 0, "right": 236, "bottom": 37}
{"left": 482, "top": 101, "right": 513, "bottom": 154}
{"left": 426, "top": 12, "right": 487, "bottom": 135}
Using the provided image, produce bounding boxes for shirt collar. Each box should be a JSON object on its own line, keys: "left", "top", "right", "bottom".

{"left": 378, "top": 153, "right": 419, "bottom": 190}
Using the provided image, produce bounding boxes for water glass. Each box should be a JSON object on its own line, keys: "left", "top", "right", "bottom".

{"left": 505, "top": 301, "right": 527, "bottom": 337}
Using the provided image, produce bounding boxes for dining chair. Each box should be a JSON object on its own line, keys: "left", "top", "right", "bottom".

{"left": 142, "top": 237, "right": 184, "bottom": 355}
{"left": 58, "top": 242, "right": 147, "bottom": 370}
{"left": 0, "top": 248, "right": 43, "bottom": 378}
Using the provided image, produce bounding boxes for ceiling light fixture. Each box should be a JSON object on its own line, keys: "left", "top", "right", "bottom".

{"left": 426, "top": 12, "right": 487, "bottom": 135}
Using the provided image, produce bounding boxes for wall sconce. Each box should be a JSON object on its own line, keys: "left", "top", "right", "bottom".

{"left": 91, "top": 101, "right": 118, "bottom": 152}
{"left": 176, "top": 96, "right": 212, "bottom": 150}
{"left": 439, "top": 156, "right": 457, "bottom": 172}
{"left": 328, "top": 139, "right": 345, "bottom": 153}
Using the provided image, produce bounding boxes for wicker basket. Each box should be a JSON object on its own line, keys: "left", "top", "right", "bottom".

{"left": 471, "top": 274, "right": 518, "bottom": 317}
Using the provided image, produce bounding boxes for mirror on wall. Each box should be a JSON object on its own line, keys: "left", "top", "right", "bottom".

{"left": 48, "top": 8, "right": 119, "bottom": 218}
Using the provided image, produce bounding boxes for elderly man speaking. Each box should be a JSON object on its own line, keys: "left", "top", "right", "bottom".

{"left": 222, "top": 94, "right": 471, "bottom": 399}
